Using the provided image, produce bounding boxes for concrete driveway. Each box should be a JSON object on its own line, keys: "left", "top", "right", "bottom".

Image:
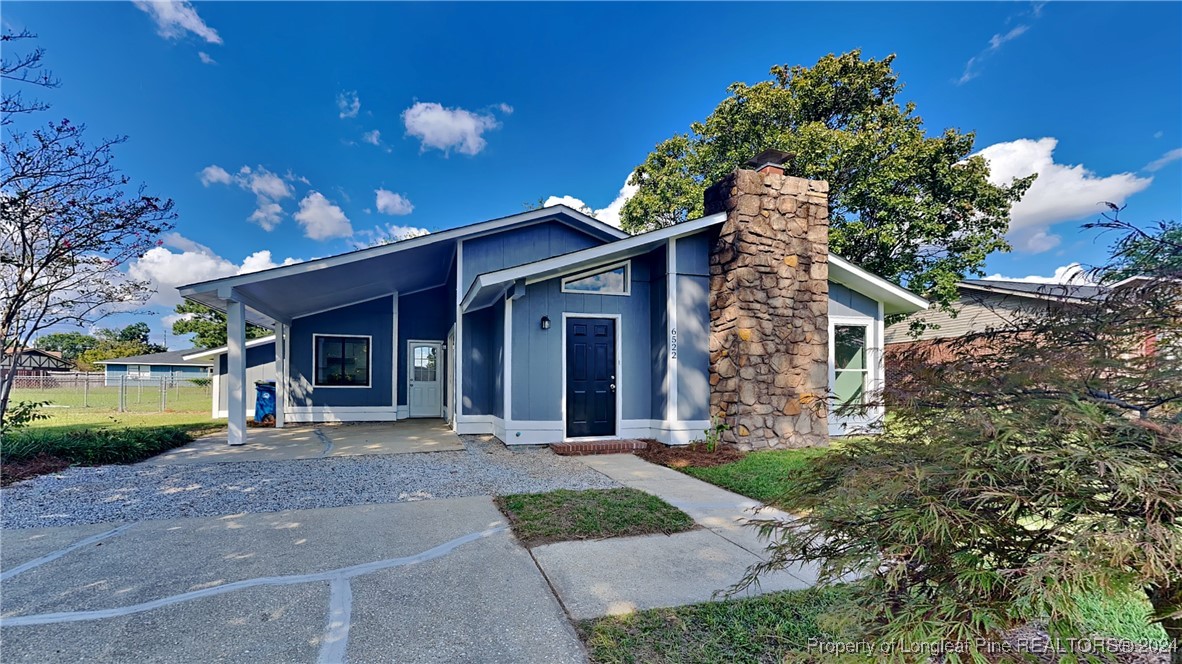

{"left": 142, "top": 419, "right": 464, "bottom": 465}
{"left": 0, "top": 498, "right": 584, "bottom": 663}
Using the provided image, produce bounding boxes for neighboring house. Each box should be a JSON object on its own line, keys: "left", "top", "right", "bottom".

{"left": 97, "top": 349, "right": 213, "bottom": 386}
{"left": 179, "top": 156, "right": 928, "bottom": 448}
{"left": 182, "top": 336, "right": 276, "bottom": 419}
{"left": 1, "top": 348, "right": 73, "bottom": 379}
{"left": 884, "top": 278, "right": 1127, "bottom": 349}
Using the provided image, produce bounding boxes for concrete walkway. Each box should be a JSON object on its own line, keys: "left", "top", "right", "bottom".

{"left": 531, "top": 453, "right": 819, "bottom": 620}
{"left": 142, "top": 419, "right": 464, "bottom": 465}
{"left": 0, "top": 498, "right": 583, "bottom": 663}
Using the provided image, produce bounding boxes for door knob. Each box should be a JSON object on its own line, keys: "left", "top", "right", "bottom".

{"left": 610, "top": 383, "right": 616, "bottom": 392}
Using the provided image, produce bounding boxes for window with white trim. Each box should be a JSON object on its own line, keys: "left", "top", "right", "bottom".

{"left": 561, "top": 262, "right": 630, "bottom": 295}
{"left": 127, "top": 364, "right": 151, "bottom": 380}
{"left": 833, "top": 325, "right": 868, "bottom": 407}
{"left": 315, "top": 335, "right": 371, "bottom": 387}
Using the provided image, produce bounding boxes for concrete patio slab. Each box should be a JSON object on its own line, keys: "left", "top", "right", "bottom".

{"left": 531, "top": 529, "right": 814, "bottom": 620}
{"left": 0, "top": 498, "right": 584, "bottom": 663}
{"left": 141, "top": 419, "right": 463, "bottom": 465}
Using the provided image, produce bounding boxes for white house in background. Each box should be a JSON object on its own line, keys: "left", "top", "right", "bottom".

{"left": 182, "top": 336, "right": 276, "bottom": 419}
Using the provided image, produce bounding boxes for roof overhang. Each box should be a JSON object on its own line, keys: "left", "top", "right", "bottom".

{"left": 178, "top": 206, "right": 626, "bottom": 325}
{"left": 461, "top": 212, "right": 929, "bottom": 316}
{"left": 182, "top": 335, "right": 276, "bottom": 361}
{"left": 829, "top": 255, "right": 929, "bottom": 315}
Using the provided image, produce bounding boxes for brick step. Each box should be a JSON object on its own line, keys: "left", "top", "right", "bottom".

{"left": 550, "top": 440, "right": 649, "bottom": 456}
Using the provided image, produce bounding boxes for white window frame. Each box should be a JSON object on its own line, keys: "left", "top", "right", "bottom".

{"left": 829, "top": 317, "right": 873, "bottom": 410}
{"left": 312, "top": 333, "right": 373, "bottom": 389}
{"left": 560, "top": 260, "right": 631, "bottom": 296}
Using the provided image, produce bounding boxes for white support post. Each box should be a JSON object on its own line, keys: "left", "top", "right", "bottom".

{"left": 226, "top": 299, "right": 247, "bottom": 446}
{"left": 274, "top": 323, "right": 287, "bottom": 429}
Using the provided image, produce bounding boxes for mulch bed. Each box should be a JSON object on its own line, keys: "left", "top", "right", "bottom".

{"left": 634, "top": 439, "right": 745, "bottom": 469}
{"left": 1, "top": 454, "right": 71, "bottom": 487}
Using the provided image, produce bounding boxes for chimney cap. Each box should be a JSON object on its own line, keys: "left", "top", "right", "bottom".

{"left": 744, "top": 149, "right": 794, "bottom": 171}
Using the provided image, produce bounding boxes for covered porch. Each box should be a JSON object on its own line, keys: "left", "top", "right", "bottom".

{"left": 142, "top": 420, "right": 464, "bottom": 464}
{"left": 179, "top": 232, "right": 459, "bottom": 446}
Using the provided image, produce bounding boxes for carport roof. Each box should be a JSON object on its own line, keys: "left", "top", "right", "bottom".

{"left": 177, "top": 206, "right": 626, "bottom": 326}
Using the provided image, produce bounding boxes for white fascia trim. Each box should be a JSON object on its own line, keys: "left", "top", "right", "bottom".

{"left": 829, "top": 254, "right": 929, "bottom": 315}
{"left": 178, "top": 207, "right": 625, "bottom": 297}
{"left": 183, "top": 335, "right": 277, "bottom": 361}
{"left": 460, "top": 212, "right": 727, "bottom": 312}
{"left": 96, "top": 360, "right": 213, "bottom": 367}
{"left": 215, "top": 409, "right": 257, "bottom": 419}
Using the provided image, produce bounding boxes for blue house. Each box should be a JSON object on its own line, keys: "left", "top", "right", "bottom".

{"left": 98, "top": 349, "right": 212, "bottom": 386}
{"left": 179, "top": 158, "right": 927, "bottom": 448}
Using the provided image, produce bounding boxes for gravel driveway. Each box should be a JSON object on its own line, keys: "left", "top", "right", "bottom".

{"left": 1, "top": 436, "right": 619, "bottom": 529}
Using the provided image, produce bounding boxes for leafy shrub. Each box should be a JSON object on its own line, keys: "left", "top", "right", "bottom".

{"left": 1, "top": 426, "right": 194, "bottom": 465}
{"left": 0, "top": 400, "right": 49, "bottom": 435}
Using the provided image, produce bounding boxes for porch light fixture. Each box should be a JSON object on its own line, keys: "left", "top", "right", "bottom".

{"left": 540, "top": 315, "right": 551, "bottom": 330}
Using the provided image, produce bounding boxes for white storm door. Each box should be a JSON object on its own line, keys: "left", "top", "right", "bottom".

{"left": 408, "top": 341, "right": 443, "bottom": 418}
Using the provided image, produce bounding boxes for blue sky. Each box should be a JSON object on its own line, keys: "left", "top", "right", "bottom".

{"left": 6, "top": 1, "right": 1181, "bottom": 348}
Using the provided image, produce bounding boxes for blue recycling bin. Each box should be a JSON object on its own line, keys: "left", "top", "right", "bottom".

{"left": 254, "top": 380, "right": 276, "bottom": 422}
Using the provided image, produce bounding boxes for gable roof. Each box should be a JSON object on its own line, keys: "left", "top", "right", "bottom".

{"left": 96, "top": 348, "right": 213, "bottom": 367}
{"left": 461, "top": 212, "right": 929, "bottom": 315}
{"left": 179, "top": 206, "right": 627, "bottom": 325}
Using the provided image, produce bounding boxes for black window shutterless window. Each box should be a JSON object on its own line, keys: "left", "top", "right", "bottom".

{"left": 314, "top": 335, "right": 370, "bottom": 387}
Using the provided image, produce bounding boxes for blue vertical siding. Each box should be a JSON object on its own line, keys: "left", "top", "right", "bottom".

{"left": 509, "top": 253, "right": 654, "bottom": 422}
{"left": 673, "top": 230, "right": 713, "bottom": 421}
{"left": 830, "top": 283, "right": 878, "bottom": 317}
{"left": 649, "top": 247, "right": 669, "bottom": 421}
{"left": 460, "top": 220, "right": 604, "bottom": 294}
{"left": 289, "top": 296, "right": 394, "bottom": 407}
{"left": 461, "top": 298, "right": 503, "bottom": 416}
{"left": 397, "top": 286, "right": 454, "bottom": 407}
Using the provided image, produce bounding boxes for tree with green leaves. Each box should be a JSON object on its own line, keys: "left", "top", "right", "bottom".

{"left": 743, "top": 213, "right": 1182, "bottom": 662}
{"left": 1, "top": 30, "right": 176, "bottom": 423}
{"left": 171, "top": 301, "right": 271, "bottom": 349}
{"left": 33, "top": 331, "right": 96, "bottom": 362}
{"left": 621, "top": 50, "right": 1033, "bottom": 310}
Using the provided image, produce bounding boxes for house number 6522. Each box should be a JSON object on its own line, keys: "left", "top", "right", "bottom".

{"left": 670, "top": 328, "right": 678, "bottom": 360}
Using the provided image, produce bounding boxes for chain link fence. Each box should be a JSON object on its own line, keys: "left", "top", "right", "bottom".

{"left": 9, "top": 372, "right": 212, "bottom": 413}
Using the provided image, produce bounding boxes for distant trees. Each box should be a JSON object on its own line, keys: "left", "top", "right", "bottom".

{"left": 171, "top": 301, "right": 271, "bottom": 349}
{"left": 33, "top": 331, "right": 97, "bottom": 362}
{"left": 745, "top": 210, "right": 1182, "bottom": 662}
{"left": 621, "top": 50, "right": 1033, "bottom": 312}
{"left": 1, "top": 30, "right": 175, "bottom": 421}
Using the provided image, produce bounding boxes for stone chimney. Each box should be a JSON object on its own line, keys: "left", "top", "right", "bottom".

{"left": 705, "top": 151, "right": 830, "bottom": 449}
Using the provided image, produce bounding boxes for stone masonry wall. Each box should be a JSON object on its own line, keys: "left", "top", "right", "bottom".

{"left": 705, "top": 167, "right": 830, "bottom": 449}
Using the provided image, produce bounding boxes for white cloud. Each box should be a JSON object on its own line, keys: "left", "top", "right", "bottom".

{"left": 294, "top": 191, "right": 353, "bottom": 240}
{"left": 128, "top": 236, "right": 297, "bottom": 306}
{"left": 337, "top": 91, "right": 360, "bottom": 119}
{"left": 957, "top": 3, "right": 1041, "bottom": 85}
{"left": 133, "top": 0, "right": 222, "bottom": 44}
{"left": 198, "top": 164, "right": 232, "bottom": 186}
{"left": 496, "top": 103, "right": 514, "bottom": 115}
{"left": 977, "top": 137, "right": 1152, "bottom": 253}
{"left": 1145, "top": 147, "right": 1182, "bottom": 172}
{"left": 247, "top": 202, "right": 284, "bottom": 231}
{"left": 985, "top": 262, "right": 1094, "bottom": 285}
{"left": 401, "top": 102, "right": 503, "bottom": 155}
{"left": 353, "top": 223, "right": 431, "bottom": 248}
{"left": 375, "top": 189, "right": 414, "bottom": 216}
{"left": 237, "top": 165, "right": 292, "bottom": 201}
{"left": 543, "top": 173, "right": 638, "bottom": 228}
{"left": 197, "top": 51, "right": 216, "bottom": 65}
{"left": 362, "top": 129, "right": 381, "bottom": 146}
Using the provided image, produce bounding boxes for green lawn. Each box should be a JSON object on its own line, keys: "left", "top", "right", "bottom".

{"left": 495, "top": 488, "right": 696, "bottom": 547}
{"left": 580, "top": 587, "right": 851, "bottom": 664}
{"left": 682, "top": 447, "right": 829, "bottom": 507}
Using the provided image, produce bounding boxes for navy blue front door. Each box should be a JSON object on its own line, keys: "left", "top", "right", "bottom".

{"left": 566, "top": 318, "right": 616, "bottom": 437}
